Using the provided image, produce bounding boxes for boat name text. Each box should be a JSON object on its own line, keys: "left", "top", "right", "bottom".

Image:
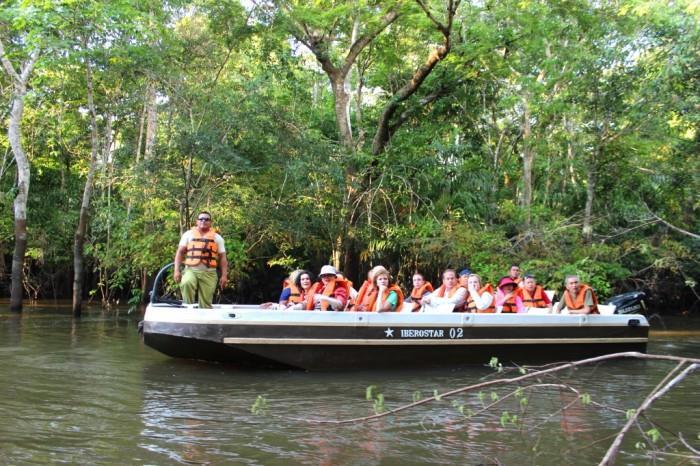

{"left": 399, "top": 328, "right": 464, "bottom": 339}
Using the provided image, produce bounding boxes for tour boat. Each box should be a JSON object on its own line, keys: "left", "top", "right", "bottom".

{"left": 142, "top": 266, "right": 649, "bottom": 370}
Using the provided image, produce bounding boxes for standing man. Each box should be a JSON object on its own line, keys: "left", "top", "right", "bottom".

{"left": 174, "top": 211, "right": 228, "bottom": 308}
{"left": 554, "top": 275, "right": 598, "bottom": 315}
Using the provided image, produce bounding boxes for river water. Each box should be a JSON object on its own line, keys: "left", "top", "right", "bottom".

{"left": 1, "top": 304, "right": 698, "bottom": 465}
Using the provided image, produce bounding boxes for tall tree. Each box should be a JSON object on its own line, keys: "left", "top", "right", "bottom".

{"left": 0, "top": 38, "right": 39, "bottom": 312}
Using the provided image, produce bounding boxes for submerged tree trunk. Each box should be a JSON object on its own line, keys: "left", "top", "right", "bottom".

{"left": 0, "top": 40, "right": 39, "bottom": 312}
{"left": 73, "top": 60, "right": 100, "bottom": 317}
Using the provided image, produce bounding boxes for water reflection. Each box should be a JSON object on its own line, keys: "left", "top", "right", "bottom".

{"left": 1, "top": 306, "right": 699, "bottom": 465}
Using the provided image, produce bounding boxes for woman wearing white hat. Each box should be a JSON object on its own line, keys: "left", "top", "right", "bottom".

{"left": 304, "top": 265, "right": 351, "bottom": 311}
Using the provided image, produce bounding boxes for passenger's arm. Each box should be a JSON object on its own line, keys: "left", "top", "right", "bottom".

{"left": 431, "top": 287, "right": 467, "bottom": 306}
{"left": 470, "top": 290, "right": 493, "bottom": 311}
{"left": 378, "top": 291, "right": 398, "bottom": 312}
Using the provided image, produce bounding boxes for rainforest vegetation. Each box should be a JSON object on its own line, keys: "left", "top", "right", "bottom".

{"left": 0, "top": 0, "right": 697, "bottom": 314}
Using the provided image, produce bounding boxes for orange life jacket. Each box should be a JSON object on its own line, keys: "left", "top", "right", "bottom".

{"left": 409, "top": 282, "right": 434, "bottom": 311}
{"left": 184, "top": 228, "right": 218, "bottom": 268}
{"left": 563, "top": 284, "right": 599, "bottom": 314}
{"left": 305, "top": 278, "right": 351, "bottom": 311}
{"left": 363, "top": 285, "right": 405, "bottom": 312}
{"left": 464, "top": 284, "right": 495, "bottom": 313}
{"left": 349, "top": 280, "right": 375, "bottom": 311}
{"left": 286, "top": 283, "right": 305, "bottom": 304}
{"left": 433, "top": 284, "right": 464, "bottom": 299}
{"left": 500, "top": 293, "right": 518, "bottom": 313}
{"left": 521, "top": 285, "right": 548, "bottom": 308}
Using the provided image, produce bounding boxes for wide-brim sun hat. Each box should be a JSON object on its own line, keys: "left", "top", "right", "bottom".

{"left": 498, "top": 277, "right": 518, "bottom": 290}
{"left": 318, "top": 265, "right": 338, "bottom": 277}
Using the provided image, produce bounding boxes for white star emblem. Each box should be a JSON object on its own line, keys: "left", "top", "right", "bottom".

{"left": 384, "top": 328, "right": 394, "bottom": 338}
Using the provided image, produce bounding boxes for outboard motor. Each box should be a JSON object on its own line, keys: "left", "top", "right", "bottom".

{"left": 604, "top": 291, "right": 647, "bottom": 315}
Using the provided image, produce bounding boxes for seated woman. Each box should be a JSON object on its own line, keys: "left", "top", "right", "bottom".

{"left": 406, "top": 272, "right": 433, "bottom": 312}
{"left": 495, "top": 277, "right": 524, "bottom": 313}
{"left": 421, "top": 269, "right": 466, "bottom": 312}
{"left": 305, "top": 265, "right": 350, "bottom": 311}
{"left": 360, "top": 268, "right": 404, "bottom": 312}
{"left": 347, "top": 265, "right": 386, "bottom": 311}
{"left": 260, "top": 269, "right": 306, "bottom": 309}
{"left": 463, "top": 273, "right": 495, "bottom": 313}
{"left": 520, "top": 274, "right": 552, "bottom": 311}
{"left": 282, "top": 269, "right": 314, "bottom": 310}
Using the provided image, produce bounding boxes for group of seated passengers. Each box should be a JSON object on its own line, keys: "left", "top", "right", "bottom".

{"left": 269, "top": 263, "right": 599, "bottom": 315}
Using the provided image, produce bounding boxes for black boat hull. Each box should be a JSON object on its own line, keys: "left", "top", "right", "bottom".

{"left": 142, "top": 305, "right": 649, "bottom": 370}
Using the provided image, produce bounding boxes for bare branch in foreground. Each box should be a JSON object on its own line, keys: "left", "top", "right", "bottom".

{"left": 299, "top": 352, "right": 700, "bottom": 426}
{"left": 598, "top": 362, "right": 698, "bottom": 466}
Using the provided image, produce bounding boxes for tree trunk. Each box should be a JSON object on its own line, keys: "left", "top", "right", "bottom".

{"left": 144, "top": 81, "right": 157, "bottom": 161}
{"left": 331, "top": 76, "right": 354, "bottom": 149}
{"left": 9, "top": 93, "right": 29, "bottom": 312}
{"left": 0, "top": 41, "right": 38, "bottom": 312}
{"left": 521, "top": 98, "right": 533, "bottom": 228}
{"left": 73, "top": 60, "right": 100, "bottom": 317}
{"left": 582, "top": 148, "right": 597, "bottom": 243}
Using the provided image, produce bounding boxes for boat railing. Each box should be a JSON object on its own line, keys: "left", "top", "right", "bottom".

{"left": 150, "top": 262, "right": 183, "bottom": 305}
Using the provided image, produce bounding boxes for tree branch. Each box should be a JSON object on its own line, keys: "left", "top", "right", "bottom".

{"left": 599, "top": 362, "right": 698, "bottom": 465}
{"left": 645, "top": 204, "right": 700, "bottom": 240}
{"left": 295, "top": 352, "right": 700, "bottom": 425}
{"left": 340, "top": 7, "right": 400, "bottom": 77}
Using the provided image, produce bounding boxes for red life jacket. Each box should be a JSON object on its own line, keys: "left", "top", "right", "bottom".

{"left": 521, "top": 285, "right": 547, "bottom": 308}
{"left": 184, "top": 228, "right": 218, "bottom": 268}
{"left": 465, "top": 284, "right": 495, "bottom": 313}
{"left": 409, "top": 282, "right": 434, "bottom": 311}
{"left": 363, "top": 285, "right": 405, "bottom": 312}
{"left": 563, "top": 284, "right": 599, "bottom": 314}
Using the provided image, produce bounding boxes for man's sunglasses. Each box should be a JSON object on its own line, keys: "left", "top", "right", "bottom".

{"left": 198, "top": 217, "right": 211, "bottom": 221}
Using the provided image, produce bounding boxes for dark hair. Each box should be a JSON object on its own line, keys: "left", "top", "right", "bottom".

{"left": 295, "top": 270, "right": 314, "bottom": 289}
{"left": 524, "top": 274, "right": 536, "bottom": 279}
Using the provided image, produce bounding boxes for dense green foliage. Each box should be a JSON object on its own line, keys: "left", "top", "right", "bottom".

{"left": 0, "top": 0, "right": 697, "bottom": 311}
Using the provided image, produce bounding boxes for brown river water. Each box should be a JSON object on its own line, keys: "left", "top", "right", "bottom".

{"left": 1, "top": 303, "right": 698, "bottom": 465}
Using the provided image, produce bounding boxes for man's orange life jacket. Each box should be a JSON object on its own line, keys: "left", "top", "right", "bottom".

{"left": 409, "top": 282, "right": 434, "bottom": 311}
{"left": 521, "top": 285, "right": 547, "bottom": 308}
{"left": 563, "top": 284, "right": 599, "bottom": 314}
{"left": 363, "top": 285, "right": 405, "bottom": 312}
{"left": 184, "top": 228, "right": 218, "bottom": 268}
{"left": 464, "top": 284, "right": 495, "bottom": 313}
{"left": 433, "top": 284, "right": 464, "bottom": 299}
{"left": 305, "top": 278, "right": 351, "bottom": 311}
